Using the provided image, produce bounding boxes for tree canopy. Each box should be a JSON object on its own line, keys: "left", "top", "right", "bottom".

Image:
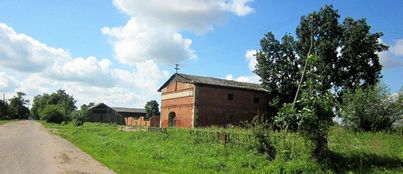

{"left": 145, "top": 100, "right": 159, "bottom": 119}
{"left": 8, "top": 92, "right": 30, "bottom": 120}
{"left": 255, "top": 5, "right": 388, "bottom": 113}
{"left": 31, "top": 89, "right": 77, "bottom": 121}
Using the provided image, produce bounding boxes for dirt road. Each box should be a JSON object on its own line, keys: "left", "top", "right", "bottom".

{"left": 0, "top": 120, "right": 115, "bottom": 174}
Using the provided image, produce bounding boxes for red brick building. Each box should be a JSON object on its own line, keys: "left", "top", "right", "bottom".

{"left": 158, "top": 73, "right": 269, "bottom": 128}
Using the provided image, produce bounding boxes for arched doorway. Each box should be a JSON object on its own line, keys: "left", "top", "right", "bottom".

{"left": 168, "top": 112, "right": 176, "bottom": 127}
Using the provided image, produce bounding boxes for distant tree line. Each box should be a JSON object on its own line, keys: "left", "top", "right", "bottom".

{"left": 0, "top": 92, "right": 30, "bottom": 120}
{"left": 0, "top": 90, "right": 162, "bottom": 126}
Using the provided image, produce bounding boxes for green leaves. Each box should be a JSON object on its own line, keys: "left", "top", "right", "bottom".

{"left": 145, "top": 100, "right": 159, "bottom": 119}
{"left": 8, "top": 92, "right": 30, "bottom": 120}
{"left": 31, "top": 89, "right": 77, "bottom": 122}
{"left": 307, "top": 54, "right": 317, "bottom": 64}
{"left": 339, "top": 83, "right": 400, "bottom": 131}
{"left": 255, "top": 5, "right": 388, "bottom": 114}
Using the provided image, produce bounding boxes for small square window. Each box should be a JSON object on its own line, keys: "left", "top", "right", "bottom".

{"left": 254, "top": 96, "right": 260, "bottom": 104}
{"left": 227, "top": 93, "right": 234, "bottom": 101}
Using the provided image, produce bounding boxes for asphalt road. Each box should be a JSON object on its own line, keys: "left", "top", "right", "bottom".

{"left": 0, "top": 120, "right": 115, "bottom": 174}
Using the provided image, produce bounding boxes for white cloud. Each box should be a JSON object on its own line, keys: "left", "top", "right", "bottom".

{"left": 0, "top": 0, "right": 256, "bottom": 108}
{"left": 0, "top": 23, "right": 70, "bottom": 72}
{"left": 102, "top": 18, "right": 196, "bottom": 66}
{"left": 390, "top": 39, "right": 403, "bottom": 56}
{"left": 222, "top": 0, "right": 254, "bottom": 16}
{"left": 225, "top": 74, "right": 260, "bottom": 83}
{"left": 112, "top": 0, "right": 254, "bottom": 33}
{"left": 47, "top": 56, "right": 117, "bottom": 87}
{"left": 379, "top": 39, "right": 403, "bottom": 69}
{"left": 104, "top": 0, "right": 254, "bottom": 66}
{"left": 224, "top": 49, "right": 260, "bottom": 84}
{"left": 379, "top": 51, "right": 403, "bottom": 69}
{"left": 0, "top": 22, "right": 168, "bottom": 108}
{"left": 245, "top": 49, "right": 257, "bottom": 71}
{"left": 0, "top": 72, "right": 19, "bottom": 92}
{"left": 112, "top": 60, "right": 169, "bottom": 91}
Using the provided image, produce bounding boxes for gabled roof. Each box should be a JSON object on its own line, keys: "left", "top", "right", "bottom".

{"left": 88, "top": 103, "right": 146, "bottom": 114}
{"left": 111, "top": 107, "right": 146, "bottom": 114}
{"left": 87, "top": 103, "right": 110, "bottom": 110}
{"left": 157, "top": 73, "right": 266, "bottom": 92}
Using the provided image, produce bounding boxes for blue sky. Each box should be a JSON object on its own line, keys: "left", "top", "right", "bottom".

{"left": 0, "top": 0, "right": 402, "bottom": 107}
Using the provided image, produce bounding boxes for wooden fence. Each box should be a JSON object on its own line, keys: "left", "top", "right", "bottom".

{"left": 189, "top": 129, "right": 302, "bottom": 147}
{"left": 125, "top": 117, "right": 149, "bottom": 126}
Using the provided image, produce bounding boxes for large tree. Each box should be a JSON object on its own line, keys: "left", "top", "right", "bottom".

{"left": 144, "top": 100, "right": 159, "bottom": 119}
{"left": 8, "top": 92, "right": 30, "bottom": 119}
{"left": 31, "top": 89, "right": 77, "bottom": 121}
{"left": 255, "top": 5, "right": 388, "bottom": 113}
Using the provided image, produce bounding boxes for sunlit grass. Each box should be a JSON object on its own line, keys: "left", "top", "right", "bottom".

{"left": 0, "top": 120, "right": 11, "bottom": 125}
{"left": 42, "top": 122, "right": 403, "bottom": 174}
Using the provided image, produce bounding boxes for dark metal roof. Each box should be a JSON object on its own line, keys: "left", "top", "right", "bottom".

{"left": 88, "top": 103, "right": 146, "bottom": 114}
{"left": 111, "top": 107, "right": 146, "bottom": 114}
{"left": 158, "top": 73, "right": 266, "bottom": 92}
{"left": 87, "top": 103, "right": 110, "bottom": 110}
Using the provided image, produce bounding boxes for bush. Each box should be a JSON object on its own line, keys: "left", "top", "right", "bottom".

{"left": 274, "top": 103, "right": 299, "bottom": 131}
{"left": 339, "top": 84, "right": 399, "bottom": 131}
{"left": 72, "top": 110, "right": 87, "bottom": 126}
{"left": 40, "top": 105, "right": 64, "bottom": 124}
{"left": 244, "top": 115, "right": 276, "bottom": 160}
{"left": 276, "top": 91, "right": 334, "bottom": 161}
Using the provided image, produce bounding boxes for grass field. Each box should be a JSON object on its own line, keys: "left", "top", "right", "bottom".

{"left": 43, "top": 122, "right": 403, "bottom": 174}
{"left": 0, "top": 120, "right": 11, "bottom": 125}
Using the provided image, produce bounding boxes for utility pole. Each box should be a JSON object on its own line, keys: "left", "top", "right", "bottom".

{"left": 64, "top": 93, "right": 68, "bottom": 124}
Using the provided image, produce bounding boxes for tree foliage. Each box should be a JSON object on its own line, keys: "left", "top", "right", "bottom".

{"left": 40, "top": 105, "right": 64, "bottom": 123}
{"left": 0, "top": 100, "right": 9, "bottom": 120}
{"left": 8, "top": 92, "right": 30, "bottom": 120}
{"left": 339, "top": 84, "right": 400, "bottom": 131}
{"left": 244, "top": 115, "right": 276, "bottom": 160}
{"left": 145, "top": 100, "right": 159, "bottom": 119}
{"left": 255, "top": 5, "right": 388, "bottom": 113}
{"left": 71, "top": 103, "right": 94, "bottom": 126}
{"left": 255, "top": 33, "right": 300, "bottom": 114}
{"left": 276, "top": 56, "right": 335, "bottom": 160}
{"left": 31, "top": 89, "right": 77, "bottom": 121}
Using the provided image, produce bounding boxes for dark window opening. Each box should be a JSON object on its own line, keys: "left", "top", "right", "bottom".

{"left": 227, "top": 93, "right": 234, "bottom": 101}
{"left": 168, "top": 112, "right": 176, "bottom": 127}
{"left": 254, "top": 96, "right": 260, "bottom": 104}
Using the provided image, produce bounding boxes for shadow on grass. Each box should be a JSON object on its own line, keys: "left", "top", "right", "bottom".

{"left": 327, "top": 151, "right": 403, "bottom": 173}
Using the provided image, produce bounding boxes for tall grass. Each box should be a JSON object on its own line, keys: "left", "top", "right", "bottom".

{"left": 43, "top": 122, "right": 402, "bottom": 173}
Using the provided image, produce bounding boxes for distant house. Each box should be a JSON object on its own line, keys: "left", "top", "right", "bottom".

{"left": 87, "top": 103, "right": 146, "bottom": 125}
{"left": 158, "top": 73, "right": 269, "bottom": 128}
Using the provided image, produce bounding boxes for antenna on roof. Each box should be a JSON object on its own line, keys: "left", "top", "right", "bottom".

{"left": 175, "top": 64, "right": 180, "bottom": 73}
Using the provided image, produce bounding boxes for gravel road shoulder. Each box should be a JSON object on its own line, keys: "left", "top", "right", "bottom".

{"left": 0, "top": 120, "right": 115, "bottom": 174}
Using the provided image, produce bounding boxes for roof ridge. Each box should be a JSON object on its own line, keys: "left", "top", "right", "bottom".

{"left": 179, "top": 73, "right": 261, "bottom": 86}
{"left": 158, "top": 73, "right": 266, "bottom": 92}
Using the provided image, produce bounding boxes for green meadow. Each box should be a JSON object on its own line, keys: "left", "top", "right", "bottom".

{"left": 43, "top": 122, "right": 403, "bottom": 174}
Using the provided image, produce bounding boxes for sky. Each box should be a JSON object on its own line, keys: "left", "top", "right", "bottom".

{"left": 0, "top": 0, "right": 402, "bottom": 108}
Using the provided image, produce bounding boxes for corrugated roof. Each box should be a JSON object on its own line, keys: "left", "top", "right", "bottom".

{"left": 158, "top": 73, "right": 266, "bottom": 92}
{"left": 87, "top": 103, "right": 109, "bottom": 110}
{"left": 88, "top": 103, "right": 146, "bottom": 114}
{"left": 111, "top": 107, "right": 146, "bottom": 113}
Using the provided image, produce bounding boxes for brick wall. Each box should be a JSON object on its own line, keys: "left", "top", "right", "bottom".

{"left": 160, "top": 81, "right": 195, "bottom": 128}
{"left": 149, "top": 115, "right": 160, "bottom": 127}
{"left": 196, "top": 84, "right": 269, "bottom": 127}
{"left": 125, "top": 117, "right": 149, "bottom": 126}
